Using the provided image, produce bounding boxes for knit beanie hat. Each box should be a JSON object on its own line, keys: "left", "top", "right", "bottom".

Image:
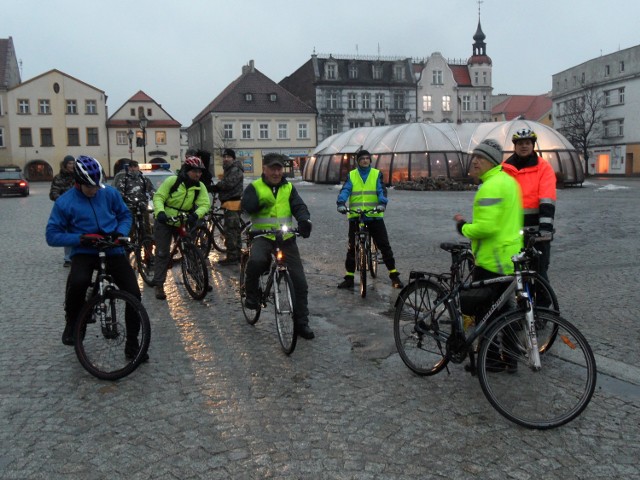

{"left": 223, "top": 148, "right": 236, "bottom": 159}
{"left": 356, "top": 149, "right": 371, "bottom": 161}
{"left": 472, "top": 139, "right": 503, "bottom": 166}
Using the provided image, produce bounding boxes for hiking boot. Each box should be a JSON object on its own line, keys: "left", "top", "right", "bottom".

{"left": 337, "top": 276, "right": 354, "bottom": 289}
{"left": 62, "top": 322, "right": 75, "bottom": 346}
{"left": 217, "top": 257, "right": 240, "bottom": 266}
{"left": 125, "top": 342, "right": 149, "bottom": 362}
{"left": 298, "top": 324, "right": 315, "bottom": 340}
{"left": 155, "top": 285, "right": 166, "bottom": 300}
{"left": 390, "top": 273, "right": 404, "bottom": 289}
{"left": 244, "top": 296, "right": 259, "bottom": 310}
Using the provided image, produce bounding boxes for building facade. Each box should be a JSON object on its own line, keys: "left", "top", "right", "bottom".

{"left": 188, "top": 60, "right": 317, "bottom": 177}
{"left": 551, "top": 44, "right": 640, "bottom": 176}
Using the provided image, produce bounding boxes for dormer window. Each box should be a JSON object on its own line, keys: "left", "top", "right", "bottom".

{"left": 245, "top": 93, "right": 253, "bottom": 102}
{"left": 349, "top": 65, "right": 358, "bottom": 79}
{"left": 326, "top": 63, "right": 337, "bottom": 80}
{"left": 269, "top": 93, "right": 277, "bottom": 102}
{"left": 393, "top": 64, "right": 405, "bottom": 81}
{"left": 372, "top": 64, "right": 383, "bottom": 80}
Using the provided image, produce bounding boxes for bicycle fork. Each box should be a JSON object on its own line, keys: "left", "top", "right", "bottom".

{"left": 519, "top": 282, "right": 542, "bottom": 371}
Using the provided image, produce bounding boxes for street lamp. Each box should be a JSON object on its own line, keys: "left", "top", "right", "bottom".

{"left": 127, "top": 129, "right": 134, "bottom": 162}
{"left": 139, "top": 115, "right": 148, "bottom": 163}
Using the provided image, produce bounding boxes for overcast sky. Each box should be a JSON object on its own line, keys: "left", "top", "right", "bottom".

{"left": 5, "top": 0, "right": 640, "bottom": 126}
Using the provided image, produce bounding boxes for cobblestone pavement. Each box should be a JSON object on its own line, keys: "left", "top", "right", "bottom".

{"left": 1, "top": 178, "right": 638, "bottom": 479}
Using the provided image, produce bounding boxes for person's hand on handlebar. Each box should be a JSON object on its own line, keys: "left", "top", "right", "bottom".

{"left": 337, "top": 204, "right": 347, "bottom": 214}
{"left": 376, "top": 204, "right": 386, "bottom": 212}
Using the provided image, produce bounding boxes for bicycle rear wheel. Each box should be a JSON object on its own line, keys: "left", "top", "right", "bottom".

{"left": 135, "top": 235, "right": 156, "bottom": 287}
{"left": 477, "top": 310, "right": 597, "bottom": 429}
{"left": 211, "top": 217, "right": 227, "bottom": 253}
{"left": 240, "top": 251, "right": 261, "bottom": 324}
{"left": 274, "top": 270, "right": 297, "bottom": 355}
{"left": 393, "top": 278, "right": 452, "bottom": 376}
{"left": 358, "top": 238, "right": 367, "bottom": 298}
{"left": 193, "top": 225, "right": 213, "bottom": 257}
{"left": 75, "top": 289, "right": 151, "bottom": 381}
{"left": 181, "top": 243, "right": 209, "bottom": 300}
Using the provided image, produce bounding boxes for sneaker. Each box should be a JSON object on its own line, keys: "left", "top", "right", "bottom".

{"left": 155, "top": 285, "right": 166, "bottom": 300}
{"left": 217, "top": 257, "right": 240, "bottom": 266}
{"left": 63, "top": 261, "right": 71, "bottom": 268}
{"left": 244, "top": 296, "right": 259, "bottom": 310}
{"left": 390, "top": 274, "right": 404, "bottom": 289}
{"left": 337, "top": 276, "right": 354, "bottom": 289}
{"left": 297, "top": 324, "right": 315, "bottom": 340}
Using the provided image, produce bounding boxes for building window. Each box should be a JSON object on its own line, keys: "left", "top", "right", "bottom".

{"left": 327, "top": 121, "right": 339, "bottom": 136}
{"left": 349, "top": 121, "right": 366, "bottom": 129}
{"left": 375, "top": 93, "right": 385, "bottom": 110}
{"left": 269, "top": 93, "right": 277, "bottom": 102}
{"left": 347, "top": 93, "right": 357, "bottom": 110}
{"left": 0, "top": 97, "right": 3, "bottom": 115}
{"left": 432, "top": 70, "right": 443, "bottom": 85}
{"left": 66, "top": 100, "right": 78, "bottom": 114}
{"left": 244, "top": 93, "right": 253, "bottom": 102}
{"left": 0, "top": 127, "right": 3, "bottom": 147}
{"left": 483, "top": 72, "right": 488, "bottom": 84}
{"left": 619, "top": 87, "right": 625, "bottom": 104}
{"left": 349, "top": 65, "right": 358, "bottom": 79}
{"left": 19, "top": 128, "right": 33, "bottom": 147}
{"left": 604, "top": 90, "right": 611, "bottom": 106}
{"left": 393, "top": 92, "right": 404, "bottom": 109}
{"left": 619, "top": 61, "right": 625, "bottom": 72}
{"left": 116, "top": 130, "right": 128, "bottom": 145}
{"left": 259, "top": 124, "right": 269, "bottom": 139}
{"left": 474, "top": 94, "right": 479, "bottom": 111}
{"left": 297, "top": 123, "right": 308, "bottom": 139}
{"left": 155, "top": 131, "right": 166, "bottom": 145}
{"left": 326, "top": 63, "right": 337, "bottom": 79}
{"left": 421, "top": 95, "right": 432, "bottom": 112}
{"left": 67, "top": 128, "right": 80, "bottom": 146}
{"left": 18, "top": 99, "right": 30, "bottom": 114}
{"left": 605, "top": 65, "right": 610, "bottom": 76}
{"left": 372, "top": 65, "right": 383, "bottom": 80}
{"left": 87, "top": 127, "right": 99, "bottom": 146}
{"left": 223, "top": 123, "right": 233, "bottom": 139}
{"left": 326, "top": 92, "right": 338, "bottom": 109}
{"left": 39, "top": 99, "right": 51, "bottom": 114}
{"left": 393, "top": 65, "right": 405, "bottom": 80}
{"left": 242, "top": 123, "right": 251, "bottom": 139}
{"left": 40, "top": 128, "right": 54, "bottom": 147}
{"left": 362, "top": 93, "right": 371, "bottom": 110}
{"left": 462, "top": 95, "right": 471, "bottom": 111}
{"left": 482, "top": 95, "right": 488, "bottom": 111}
{"left": 581, "top": 72, "right": 585, "bottom": 83}
{"left": 442, "top": 95, "right": 451, "bottom": 111}
{"left": 278, "top": 123, "right": 288, "bottom": 139}
{"left": 85, "top": 100, "right": 97, "bottom": 114}
{"left": 604, "top": 119, "right": 624, "bottom": 138}
{"left": 474, "top": 72, "right": 479, "bottom": 85}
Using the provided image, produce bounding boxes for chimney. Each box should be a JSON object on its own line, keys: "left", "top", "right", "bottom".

{"left": 242, "top": 60, "right": 255, "bottom": 75}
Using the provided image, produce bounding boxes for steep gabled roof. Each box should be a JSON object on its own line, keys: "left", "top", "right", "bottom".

{"left": 8, "top": 68, "right": 104, "bottom": 94}
{"left": 492, "top": 94, "right": 552, "bottom": 121}
{"left": 107, "top": 90, "right": 181, "bottom": 127}
{"left": 193, "top": 64, "right": 316, "bottom": 124}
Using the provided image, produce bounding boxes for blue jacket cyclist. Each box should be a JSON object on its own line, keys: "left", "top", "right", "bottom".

{"left": 336, "top": 149, "right": 403, "bottom": 289}
{"left": 241, "top": 153, "right": 314, "bottom": 340}
{"left": 45, "top": 156, "right": 147, "bottom": 361}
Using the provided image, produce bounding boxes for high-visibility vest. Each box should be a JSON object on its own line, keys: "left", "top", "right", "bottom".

{"left": 250, "top": 179, "right": 294, "bottom": 240}
{"left": 348, "top": 168, "right": 383, "bottom": 219}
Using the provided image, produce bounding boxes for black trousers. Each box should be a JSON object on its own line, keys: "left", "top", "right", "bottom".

{"left": 344, "top": 219, "right": 396, "bottom": 274}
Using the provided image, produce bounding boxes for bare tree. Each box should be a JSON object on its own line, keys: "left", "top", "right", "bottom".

{"left": 213, "top": 125, "right": 237, "bottom": 157}
{"left": 555, "top": 84, "right": 605, "bottom": 176}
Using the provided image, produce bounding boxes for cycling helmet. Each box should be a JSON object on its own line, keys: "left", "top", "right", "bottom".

{"left": 512, "top": 128, "right": 538, "bottom": 144}
{"left": 74, "top": 155, "right": 105, "bottom": 187}
{"left": 183, "top": 155, "right": 205, "bottom": 170}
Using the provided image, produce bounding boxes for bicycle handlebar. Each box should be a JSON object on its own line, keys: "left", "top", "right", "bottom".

{"left": 341, "top": 207, "right": 382, "bottom": 215}
{"left": 81, "top": 234, "right": 132, "bottom": 250}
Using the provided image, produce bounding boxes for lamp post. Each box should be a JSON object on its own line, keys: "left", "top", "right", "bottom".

{"left": 139, "top": 115, "right": 148, "bottom": 163}
{"left": 127, "top": 129, "right": 134, "bottom": 162}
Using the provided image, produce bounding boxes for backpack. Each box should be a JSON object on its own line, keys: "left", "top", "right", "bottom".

{"left": 167, "top": 174, "right": 203, "bottom": 210}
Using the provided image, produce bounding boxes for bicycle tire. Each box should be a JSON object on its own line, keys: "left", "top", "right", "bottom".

{"left": 358, "top": 237, "right": 367, "bottom": 298}
{"left": 180, "top": 243, "right": 209, "bottom": 300}
{"left": 211, "top": 217, "right": 227, "bottom": 253}
{"left": 477, "top": 309, "right": 596, "bottom": 430}
{"left": 240, "top": 251, "right": 261, "bottom": 324}
{"left": 135, "top": 235, "right": 156, "bottom": 287}
{"left": 458, "top": 251, "right": 475, "bottom": 284}
{"left": 368, "top": 238, "right": 379, "bottom": 278}
{"left": 193, "top": 225, "right": 213, "bottom": 257}
{"left": 74, "top": 289, "right": 151, "bottom": 381}
{"left": 393, "top": 278, "right": 453, "bottom": 376}
{"left": 274, "top": 270, "right": 297, "bottom": 355}
{"left": 521, "top": 272, "right": 559, "bottom": 353}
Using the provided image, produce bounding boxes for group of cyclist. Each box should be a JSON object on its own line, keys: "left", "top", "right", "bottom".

{"left": 45, "top": 126, "right": 555, "bottom": 360}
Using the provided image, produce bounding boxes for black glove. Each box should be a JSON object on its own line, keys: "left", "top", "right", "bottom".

{"left": 337, "top": 204, "right": 347, "bottom": 214}
{"left": 187, "top": 213, "right": 198, "bottom": 226}
{"left": 156, "top": 212, "right": 168, "bottom": 224}
{"left": 80, "top": 233, "right": 104, "bottom": 247}
{"left": 298, "top": 220, "right": 312, "bottom": 238}
{"left": 456, "top": 220, "right": 466, "bottom": 235}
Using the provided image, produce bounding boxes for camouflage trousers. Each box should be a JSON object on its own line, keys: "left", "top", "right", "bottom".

{"left": 223, "top": 209, "right": 242, "bottom": 261}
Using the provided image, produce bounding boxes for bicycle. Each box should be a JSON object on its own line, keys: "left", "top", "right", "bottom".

{"left": 127, "top": 201, "right": 156, "bottom": 287}
{"left": 164, "top": 213, "right": 210, "bottom": 300}
{"left": 74, "top": 235, "right": 151, "bottom": 381}
{"left": 393, "top": 236, "right": 596, "bottom": 429}
{"left": 341, "top": 207, "right": 381, "bottom": 298}
{"left": 239, "top": 226, "right": 299, "bottom": 354}
{"left": 193, "top": 197, "right": 250, "bottom": 257}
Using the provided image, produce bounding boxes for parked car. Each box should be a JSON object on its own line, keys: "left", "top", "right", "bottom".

{"left": 0, "top": 167, "right": 29, "bottom": 197}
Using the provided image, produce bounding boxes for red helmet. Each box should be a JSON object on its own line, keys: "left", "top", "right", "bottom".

{"left": 183, "top": 156, "right": 205, "bottom": 170}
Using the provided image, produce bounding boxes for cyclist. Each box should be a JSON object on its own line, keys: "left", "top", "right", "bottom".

{"left": 152, "top": 156, "right": 211, "bottom": 300}
{"left": 502, "top": 128, "right": 557, "bottom": 282}
{"left": 241, "top": 153, "right": 314, "bottom": 340}
{"left": 336, "top": 149, "right": 403, "bottom": 289}
{"left": 211, "top": 148, "right": 244, "bottom": 265}
{"left": 45, "top": 156, "right": 147, "bottom": 360}
{"left": 114, "top": 160, "right": 155, "bottom": 239}
{"left": 49, "top": 155, "right": 76, "bottom": 267}
{"left": 453, "top": 139, "right": 522, "bottom": 371}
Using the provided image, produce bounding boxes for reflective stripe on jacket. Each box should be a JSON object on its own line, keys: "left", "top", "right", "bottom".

{"left": 250, "top": 178, "right": 294, "bottom": 240}
{"left": 348, "top": 168, "right": 384, "bottom": 219}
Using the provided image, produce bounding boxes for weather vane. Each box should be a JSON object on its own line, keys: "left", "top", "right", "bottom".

{"left": 478, "top": 0, "right": 483, "bottom": 17}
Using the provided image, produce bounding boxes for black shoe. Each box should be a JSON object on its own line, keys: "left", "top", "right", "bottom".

{"left": 337, "top": 276, "right": 354, "bottom": 289}
{"left": 63, "top": 260, "right": 71, "bottom": 268}
{"left": 218, "top": 257, "right": 240, "bottom": 266}
{"left": 390, "top": 273, "right": 404, "bottom": 289}
{"left": 155, "top": 285, "right": 167, "bottom": 300}
{"left": 125, "top": 343, "right": 149, "bottom": 362}
{"left": 244, "top": 297, "right": 259, "bottom": 310}
{"left": 62, "top": 322, "right": 74, "bottom": 346}
{"left": 297, "top": 325, "right": 315, "bottom": 340}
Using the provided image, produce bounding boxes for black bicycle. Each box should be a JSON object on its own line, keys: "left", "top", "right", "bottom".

{"left": 127, "top": 201, "right": 156, "bottom": 287}
{"left": 393, "top": 237, "right": 595, "bottom": 429}
{"left": 239, "top": 226, "right": 299, "bottom": 354}
{"left": 74, "top": 235, "right": 151, "bottom": 381}
{"left": 341, "top": 207, "right": 381, "bottom": 298}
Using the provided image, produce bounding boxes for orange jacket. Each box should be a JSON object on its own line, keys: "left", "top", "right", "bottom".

{"left": 502, "top": 154, "right": 556, "bottom": 232}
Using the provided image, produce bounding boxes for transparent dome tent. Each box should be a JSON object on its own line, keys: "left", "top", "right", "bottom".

{"left": 304, "top": 119, "right": 584, "bottom": 186}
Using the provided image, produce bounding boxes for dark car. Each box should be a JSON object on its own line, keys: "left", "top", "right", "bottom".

{"left": 0, "top": 167, "right": 29, "bottom": 197}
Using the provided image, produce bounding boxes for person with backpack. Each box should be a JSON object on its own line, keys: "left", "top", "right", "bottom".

{"left": 49, "top": 155, "right": 77, "bottom": 267}
{"left": 152, "top": 156, "right": 211, "bottom": 300}
{"left": 114, "top": 160, "right": 155, "bottom": 238}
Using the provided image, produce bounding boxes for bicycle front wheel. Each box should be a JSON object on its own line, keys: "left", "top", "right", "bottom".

{"left": 477, "top": 310, "right": 597, "bottom": 430}
{"left": 274, "top": 270, "right": 297, "bottom": 355}
{"left": 135, "top": 235, "right": 156, "bottom": 287}
{"left": 521, "top": 272, "right": 559, "bottom": 353}
{"left": 240, "top": 251, "right": 261, "bottom": 324}
{"left": 180, "top": 243, "right": 209, "bottom": 300}
{"left": 358, "top": 238, "right": 367, "bottom": 298}
{"left": 75, "top": 290, "right": 151, "bottom": 381}
{"left": 212, "top": 217, "right": 227, "bottom": 253}
{"left": 368, "top": 238, "right": 379, "bottom": 278}
{"left": 193, "top": 225, "right": 213, "bottom": 257}
{"left": 393, "top": 278, "right": 453, "bottom": 376}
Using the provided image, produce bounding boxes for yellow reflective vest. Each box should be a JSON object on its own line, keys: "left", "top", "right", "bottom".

{"left": 250, "top": 179, "right": 294, "bottom": 240}
{"left": 348, "top": 168, "right": 384, "bottom": 219}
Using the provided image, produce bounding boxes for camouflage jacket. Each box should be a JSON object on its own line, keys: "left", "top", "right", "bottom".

{"left": 213, "top": 159, "right": 244, "bottom": 203}
{"left": 49, "top": 171, "right": 75, "bottom": 201}
{"left": 115, "top": 171, "right": 155, "bottom": 206}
